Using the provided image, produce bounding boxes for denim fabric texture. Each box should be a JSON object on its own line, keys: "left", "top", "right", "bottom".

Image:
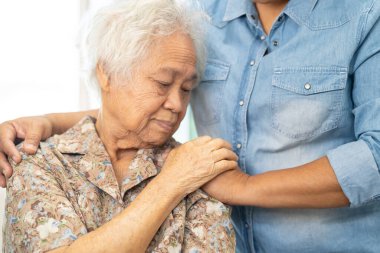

{"left": 191, "top": 0, "right": 380, "bottom": 252}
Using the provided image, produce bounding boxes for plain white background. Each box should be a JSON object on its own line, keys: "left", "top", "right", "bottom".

{"left": 0, "top": 0, "right": 193, "bottom": 247}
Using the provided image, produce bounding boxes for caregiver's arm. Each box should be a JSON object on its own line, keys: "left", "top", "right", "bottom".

{"left": 0, "top": 110, "right": 98, "bottom": 185}
{"left": 203, "top": 156, "right": 350, "bottom": 208}
{"left": 0, "top": 110, "right": 98, "bottom": 156}
{"left": 47, "top": 110, "right": 98, "bottom": 137}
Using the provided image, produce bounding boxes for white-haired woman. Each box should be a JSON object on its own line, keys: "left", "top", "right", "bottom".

{"left": 3, "top": 1, "right": 236, "bottom": 252}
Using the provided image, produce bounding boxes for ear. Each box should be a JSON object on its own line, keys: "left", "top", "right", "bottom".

{"left": 96, "top": 62, "right": 111, "bottom": 92}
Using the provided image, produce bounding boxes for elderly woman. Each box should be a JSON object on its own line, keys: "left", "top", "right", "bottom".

{"left": 3, "top": 1, "right": 237, "bottom": 252}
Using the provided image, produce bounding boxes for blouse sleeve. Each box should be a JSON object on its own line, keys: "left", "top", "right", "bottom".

{"left": 4, "top": 149, "right": 87, "bottom": 253}
{"left": 182, "top": 190, "right": 236, "bottom": 252}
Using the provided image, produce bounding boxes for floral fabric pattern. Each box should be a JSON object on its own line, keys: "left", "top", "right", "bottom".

{"left": 4, "top": 116, "right": 235, "bottom": 253}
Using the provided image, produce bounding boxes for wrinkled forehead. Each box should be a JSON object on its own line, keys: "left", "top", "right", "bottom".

{"left": 144, "top": 33, "right": 198, "bottom": 78}
{"left": 153, "top": 66, "right": 198, "bottom": 82}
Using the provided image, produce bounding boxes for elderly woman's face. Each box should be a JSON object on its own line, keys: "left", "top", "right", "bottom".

{"left": 99, "top": 33, "right": 198, "bottom": 146}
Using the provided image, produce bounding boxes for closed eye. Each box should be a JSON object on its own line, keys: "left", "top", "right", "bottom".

{"left": 155, "top": 80, "right": 171, "bottom": 87}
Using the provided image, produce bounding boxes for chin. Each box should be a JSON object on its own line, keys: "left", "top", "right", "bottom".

{"left": 146, "top": 134, "right": 173, "bottom": 147}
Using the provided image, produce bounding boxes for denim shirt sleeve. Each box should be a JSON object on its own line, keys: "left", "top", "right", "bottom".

{"left": 327, "top": 5, "right": 380, "bottom": 207}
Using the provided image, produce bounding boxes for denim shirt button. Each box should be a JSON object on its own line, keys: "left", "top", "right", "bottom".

{"left": 250, "top": 60, "right": 255, "bottom": 66}
{"left": 304, "top": 83, "right": 312, "bottom": 90}
{"left": 237, "top": 143, "right": 242, "bottom": 149}
{"left": 260, "top": 35, "right": 266, "bottom": 41}
{"left": 273, "top": 40, "right": 279, "bottom": 47}
{"left": 239, "top": 100, "right": 244, "bottom": 106}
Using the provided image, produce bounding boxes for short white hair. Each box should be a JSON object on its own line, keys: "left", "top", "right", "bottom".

{"left": 80, "top": 0, "right": 208, "bottom": 91}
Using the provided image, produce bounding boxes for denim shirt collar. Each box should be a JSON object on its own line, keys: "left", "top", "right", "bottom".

{"left": 284, "top": 0, "right": 319, "bottom": 26}
{"left": 219, "top": 0, "right": 319, "bottom": 25}
{"left": 222, "top": 0, "right": 254, "bottom": 22}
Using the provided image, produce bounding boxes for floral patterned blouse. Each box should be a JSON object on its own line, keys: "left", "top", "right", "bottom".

{"left": 3, "top": 116, "right": 235, "bottom": 253}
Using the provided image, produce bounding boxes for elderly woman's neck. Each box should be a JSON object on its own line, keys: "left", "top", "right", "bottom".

{"left": 95, "top": 112, "right": 145, "bottom": 162}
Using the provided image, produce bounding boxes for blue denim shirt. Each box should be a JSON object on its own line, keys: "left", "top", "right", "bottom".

{"left": 191, "top": 0, "right": 380, "bottom": 252}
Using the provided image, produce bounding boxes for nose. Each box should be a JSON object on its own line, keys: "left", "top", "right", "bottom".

{"left": 163, "top": 88, "right": 186, "bottom": 113}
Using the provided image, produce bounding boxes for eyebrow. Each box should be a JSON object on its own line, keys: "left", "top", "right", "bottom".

{"left": 154, "top": 67, "right": 198, "bottom": 82}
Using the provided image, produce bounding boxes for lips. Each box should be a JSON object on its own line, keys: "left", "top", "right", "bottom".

{"left": 154, "top": 119, "right": 176, "bottom": 132}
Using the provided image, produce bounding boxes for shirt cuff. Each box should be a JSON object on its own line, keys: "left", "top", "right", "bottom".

{"left": 327, "top": 139, "right": 380, "bottom": 207}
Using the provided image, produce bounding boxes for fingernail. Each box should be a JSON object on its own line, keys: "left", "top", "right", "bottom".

{"left": 12, "top": 156, "right": 20, "bottom": 163}
{"left": 23, "top": 143, "right": 36, "bottom": 150}
{"left": 3, "top": 170, "right": 9, "bottom": 179}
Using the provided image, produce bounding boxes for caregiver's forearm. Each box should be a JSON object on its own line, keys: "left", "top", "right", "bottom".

{"left": 48, "top": 174, "right": 185, "bottom": 253}
{"left": 46, "top": 110, "right": 98, "bottom": 135}
{"left": 237, "top": 156, "right": 349, "bottom": 208}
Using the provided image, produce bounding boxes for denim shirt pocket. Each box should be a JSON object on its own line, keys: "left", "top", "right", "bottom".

{"left": 271, "top": 66, "right": 348, "bottom": 140}
{"left": 191, "top": 59, "right": 230, "bottom": 125}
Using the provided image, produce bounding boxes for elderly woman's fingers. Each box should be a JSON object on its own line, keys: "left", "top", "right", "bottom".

{"left": 212, "top": 148, "right": 238, "bottom": 163}
{"left": 188, "top": 137, "right": 233, "bottom": 153}
{"left": 192, "top": 136, "right": 213, "bottom": 145}
{"left": 213, "top": 160, "right": 238, "bottom": 174}
{"left": 207, "top": 138, "right": 233, "bottom": 150}
{"left": 162, "top": 137, "right": 238, "bottom": 193}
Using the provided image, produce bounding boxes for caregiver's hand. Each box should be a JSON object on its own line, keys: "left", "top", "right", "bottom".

{"left": 0, "top": 116, "right": 53, "bottom": 186}
{"left": 160, "top": 136, "right": 239, "bottom": 196}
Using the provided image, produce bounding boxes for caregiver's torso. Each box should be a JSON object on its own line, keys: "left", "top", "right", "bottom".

{"left": 191, "top": 0, "right": 380, "bottom": 252}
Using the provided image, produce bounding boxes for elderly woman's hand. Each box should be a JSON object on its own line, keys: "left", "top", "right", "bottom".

{"left": 159, "top": 136, "right": 239, "bottom": 196}
{"left": 0, "top": 116, "right": 53, "bottom": 186}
